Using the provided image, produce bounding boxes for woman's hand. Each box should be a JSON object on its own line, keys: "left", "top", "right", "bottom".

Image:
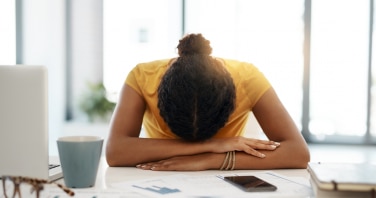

{"left": 136, "top": 153, "right": 214, "bottom": 171}
{"left": 207, "top": 136, "right": 280, "bottom": 158}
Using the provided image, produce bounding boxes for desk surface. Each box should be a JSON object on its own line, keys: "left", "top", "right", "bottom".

{"left": 52, "top": 157, "right": 313, "bottom": 197}
{"left": 98, "top": 158, "right": 309, "bottom": 185}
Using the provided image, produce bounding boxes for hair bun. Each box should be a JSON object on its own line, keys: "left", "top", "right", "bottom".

{"left": 177, "top": 33, "right": 212, "bottom": 56}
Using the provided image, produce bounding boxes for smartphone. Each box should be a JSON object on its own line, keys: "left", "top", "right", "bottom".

{"left": 223, "top": 175, "right": 277, "bottom": 192}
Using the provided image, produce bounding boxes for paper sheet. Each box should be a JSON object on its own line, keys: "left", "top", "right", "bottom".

{"left": 111, "top": 171, "right": 313, "bottom": 198}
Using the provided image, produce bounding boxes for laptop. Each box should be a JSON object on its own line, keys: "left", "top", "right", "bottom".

{"left": 0, "top": 65, "right": 63, "bottom": 181}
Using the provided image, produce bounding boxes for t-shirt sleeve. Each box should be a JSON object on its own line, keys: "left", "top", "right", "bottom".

{"left": 125, "top": 66, "right": 142, "bottom": 96}
{"left": 239, "top": 63, "right": 271, "bottom": 108}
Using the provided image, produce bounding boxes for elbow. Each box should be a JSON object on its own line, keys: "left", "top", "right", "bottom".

{"left": 294, "top": 146, "right": 311, "bottom": 169}
{"left": 105, "top": 144, "right": 126, "bottom": 167}
{"left": 105, "top": 144, "right": 137, "bottom": 167}
{"left": 304, "top": 148, "right": 311, "bottom": 165}
{"left": 106, "top": 149, "right": 119, "bottom": 167}
{"left": 106, "top": 158, "right": 117, "bottom": 167}
{"left": 105, "top": 138, "right": 140, "bottom": 167}
{"left": 281, "top": 142, "right": 310, "bottom": 169}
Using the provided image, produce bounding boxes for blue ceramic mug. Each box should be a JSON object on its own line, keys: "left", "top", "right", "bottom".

{"left": 57, "top": 136, "right": 103, "bottom": 188}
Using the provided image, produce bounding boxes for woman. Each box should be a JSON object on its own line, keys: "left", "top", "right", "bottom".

{"left": 106, "top": 33, "right": 310, "bottom": 171}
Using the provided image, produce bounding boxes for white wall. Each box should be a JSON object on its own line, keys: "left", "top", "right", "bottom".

{"left": 0, "top": 1, "right": 15, "bottom": 64}
{"left": 21, "top": 0, "right": 67, "bottom": 155}
{"left": 69, "top": 0, "right": 103, "bottom": 121}
{"left": 21, "top": 0, "right": 105, "bottom": 155}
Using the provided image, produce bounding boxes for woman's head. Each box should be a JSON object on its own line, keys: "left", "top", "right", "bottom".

{"left": 158, "top": 33, "right": 236, "bottom": 141}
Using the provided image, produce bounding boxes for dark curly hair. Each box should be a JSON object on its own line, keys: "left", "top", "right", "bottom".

{"left": 157, "top": 33, "right": 236, "bottom": 141}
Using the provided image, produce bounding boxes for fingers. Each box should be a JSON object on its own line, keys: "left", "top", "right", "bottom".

{"left": 136, "top": 159, "right": 183, "bottom": 171}
{"left": 136, "top": 160, "right": 194, "bottom": 171}
{"left": 244, "top": 149, "right": 266, "bottom": 158}
{"left": 241, "top": 138, "right": 281, "bottom": 158}
{"left": 242, "top": 138, "right": 280, "bottom": 149}
{"left": 251, "top": 140, "right": 280, "bottom": 150}
{"left": 136, "top": 162, "right": 163, "bottom": 170}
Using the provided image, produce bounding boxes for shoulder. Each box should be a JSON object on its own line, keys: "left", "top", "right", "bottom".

{"left": 221, "top": 58, "right": 257, "bottom": 70}
{"left": 133, "top": 59, "right": 172, "bottom": 73}
{"left": 219, "top": 58, "right": 264, "bottom": 80}
{"left": 219, "top": 58, "right": 271, "bottom": 106}
{"left": 127, "top": 58, "right": 173, "bottom": 81}
{"left": 126, "top": 58, "right": 173, "bottom": 95}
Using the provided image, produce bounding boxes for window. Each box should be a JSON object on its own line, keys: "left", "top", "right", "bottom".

{"left": 185, "top": 0, "right": 304, "bottom": 130}
{"left": 103, "top": 0, "right": 182, "bottom": 102}
{"left": 371, "top": 0, "right": 376, "bottom": 142}
{"left": 308, "top": 0, "right": 370, "bottom": 143}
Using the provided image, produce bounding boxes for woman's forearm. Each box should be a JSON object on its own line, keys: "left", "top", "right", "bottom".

{"left": 209, "top": 140, "right": 310, "bottom": 170}
{"left": 135, "top": 139, "right": 310, "bottom": 171}
{"left": 106, "top": 136, "right": 283, "bottom": 167}
{"left": 106, "top": 137, "right": 211, "bottom": 167}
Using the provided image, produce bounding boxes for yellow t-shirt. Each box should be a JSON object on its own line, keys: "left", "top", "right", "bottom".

{"left": 125, "top": 58, "right": 271, "bottom": 139}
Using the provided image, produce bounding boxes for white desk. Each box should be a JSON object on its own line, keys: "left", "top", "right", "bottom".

{"left": 52, "top": 157, "right": 313, "bottom": 197}
{"left": 2, "top": 156, "right": 371, "bottom": 197}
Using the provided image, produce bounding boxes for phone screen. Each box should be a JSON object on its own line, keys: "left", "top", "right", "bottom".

{"left": 223, "top": 175, "right": 277, "bottom": 192}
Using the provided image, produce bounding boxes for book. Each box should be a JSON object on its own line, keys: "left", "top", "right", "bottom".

{"left": 310, "top": 175, "right": 374, "bottom": 198}
{"left": 308, "top": 162, "right": 376, "bottom": 197}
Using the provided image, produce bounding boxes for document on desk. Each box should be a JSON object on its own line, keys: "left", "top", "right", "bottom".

{"left": 111, "top": 171, "right": 313, "bottom": 198}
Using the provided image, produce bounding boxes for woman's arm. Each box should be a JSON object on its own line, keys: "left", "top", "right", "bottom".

{"left": 106, "top": 84, "right": 279, "bottom": 167}
{"left": 106, "top": 84, "right": 208, "bottom": 166}
{"left": 136, "top": 87, "right": 310, "bottom": 171}
{"left": 249, "top": 87, "right": 310, "bottom": 168}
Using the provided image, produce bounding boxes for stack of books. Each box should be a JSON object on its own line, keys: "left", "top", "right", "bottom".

{"left": 308, "top": 162, "right": 376, "bottom": 198}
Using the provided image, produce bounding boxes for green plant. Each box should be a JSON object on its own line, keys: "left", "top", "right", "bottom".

{"left": 79, "top": 82, "right": 116, "bottom": 122}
